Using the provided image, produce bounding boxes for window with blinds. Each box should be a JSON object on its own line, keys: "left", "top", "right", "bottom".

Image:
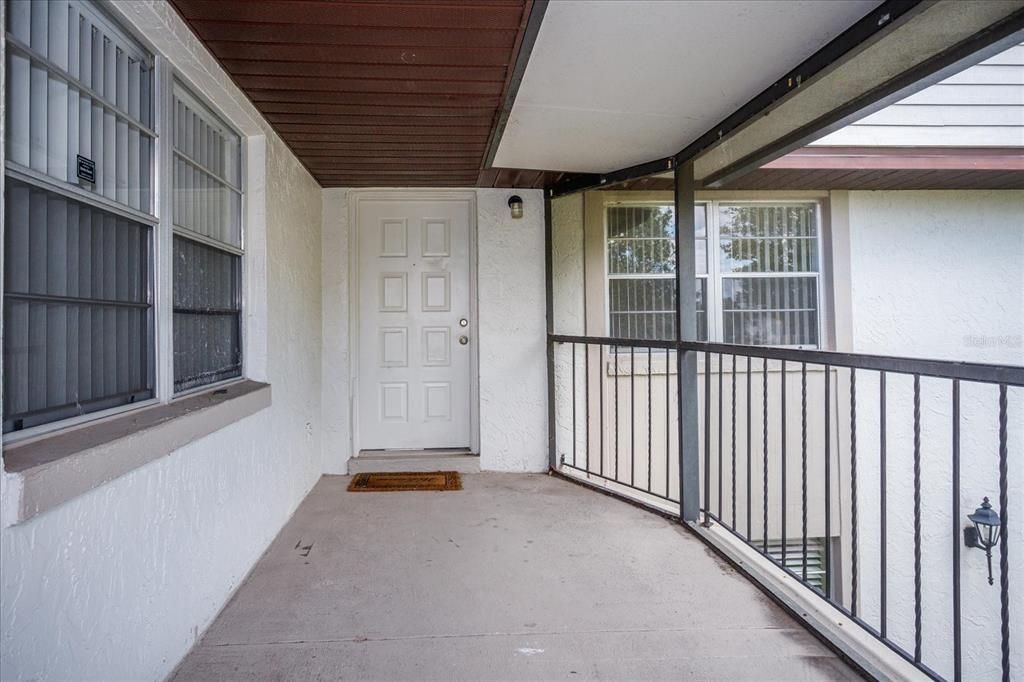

{"left": 3, "top": 1, "right": 155, "bottom": 433}
{"left": 719, "top": 203, "right": 820, "bottom": 347}
{"left": 606, "top": 204, "right": 708, "bottom": 341}
{"left": 603, "top": 201, "right": 821, "bottom": 347}
{"left": 765, "top": 537, "right": 828, "bottom": 593}
{"left": 171, "top": 83, "right": 244, "bottom": 393}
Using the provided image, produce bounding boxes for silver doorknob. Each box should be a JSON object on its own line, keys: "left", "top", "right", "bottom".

{"left": 459, "top": 318, "right": 468, "bottom": 327}
{"left": 459, "top": 335, "right": 469, "bottom": 345}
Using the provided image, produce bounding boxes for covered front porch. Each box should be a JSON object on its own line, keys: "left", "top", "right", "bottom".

{"left": 2, "top": 0, "right": 1022, "bottom": 680}
{"left": 172, "top": 473, "right": 855, "bottom": 681}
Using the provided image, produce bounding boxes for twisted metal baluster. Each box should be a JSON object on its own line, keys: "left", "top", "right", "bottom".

{"left": 801, "top": 363, "right": 808, "bottom": 582}
{"left": 998, "top": 384, "right": 1010, "bottom": 682}
{"left": 850, "top": 369, "right": 859, "bottom": 618}
{"left": 913, "top": 374, "right": 922, "bottom": 663}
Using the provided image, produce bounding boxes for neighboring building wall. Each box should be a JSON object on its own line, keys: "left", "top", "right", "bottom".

{"left": 321, "top": 188, "right": 548, "bottom": 473}
{"left": 814, "top": 42, "right": 1024, "bottom": 147}
{"left": 0, "top": 3, "right": 324, "bottom": 680}
{"left": 833, "top": 189, "right": 1024, "bottom": 680}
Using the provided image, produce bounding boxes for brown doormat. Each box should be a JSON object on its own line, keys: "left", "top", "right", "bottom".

{"left": 347, "top": 471, "right": 462, "bottom": 492}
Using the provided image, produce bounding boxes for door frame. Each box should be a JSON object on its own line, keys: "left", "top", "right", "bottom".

{"left": 347, "top": 190, "right": 481, "bottom": 458}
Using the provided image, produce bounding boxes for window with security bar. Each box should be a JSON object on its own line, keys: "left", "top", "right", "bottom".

{"left": 605, "top": 201, "right": 821, "bottom": 347}
{"left": 3, "top": 0, "right": 248, "bottom": 435}
{"left": 3, "top": 0, "right": 156, "bottom": 433}
{"left": 606, "top": 204, "right": 708, "bottom": 341}
{"left": 171, "top": 83, "right": 244, "bottom": 393}
{"left": 718, "top": 203, "right": 820, "bottom": 347}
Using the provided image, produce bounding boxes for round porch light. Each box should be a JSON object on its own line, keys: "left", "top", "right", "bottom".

{"left": 508, "top": 194, "right": 524, "bottom": 219}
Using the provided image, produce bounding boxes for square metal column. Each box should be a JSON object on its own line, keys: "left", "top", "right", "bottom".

{"left": 675, "top": 161, "right": 701, "bottom": 521}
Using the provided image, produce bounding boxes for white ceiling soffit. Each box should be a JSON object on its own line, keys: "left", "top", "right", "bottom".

{"left": 492, "top": 0, "right": 881, "bottom": 174}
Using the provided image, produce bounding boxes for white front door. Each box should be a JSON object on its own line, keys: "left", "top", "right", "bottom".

{"left": 357, "top": 197, "right": 473, "bottom": 450}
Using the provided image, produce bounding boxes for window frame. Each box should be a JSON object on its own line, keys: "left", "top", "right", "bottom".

{"left": 603, "top": 200, "right": 679, "bottom": 341}
{"left": 601, "top": 197, "right": 826, "bottom": 349}
{"left": 2, "top": 0, "right": 249, "bottom": 442}
{"left": 166, "top": 77, "right": 246, "bottom": 397}
{"left": 709, "top": 199, "right": 824, "bottom": 350}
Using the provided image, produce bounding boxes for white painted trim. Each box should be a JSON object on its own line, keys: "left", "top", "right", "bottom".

{"left": 347, "top": 190, "right": 481, "bottom": 460}
{"left": 690, "top": 521, "right": 929, "bottom": 682}
{"left": 3, "top": 381, "right": 271, "bottom": 527}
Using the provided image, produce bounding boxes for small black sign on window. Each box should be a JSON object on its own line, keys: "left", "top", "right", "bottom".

{"left": 76, "top": 155, "right": 96, "bottom": 184}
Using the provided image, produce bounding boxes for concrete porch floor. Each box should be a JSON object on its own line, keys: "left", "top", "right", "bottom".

{"left": 172, "top": 474, "right": 858, "bottom": 681}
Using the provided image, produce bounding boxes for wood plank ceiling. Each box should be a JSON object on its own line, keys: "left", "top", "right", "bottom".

{"left": 169, "top": 0, "right": 559, "bottom": 188}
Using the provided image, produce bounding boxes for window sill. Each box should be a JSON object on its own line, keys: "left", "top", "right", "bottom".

{"left": 2, "top": 380, "right": 271, "bottom": 526}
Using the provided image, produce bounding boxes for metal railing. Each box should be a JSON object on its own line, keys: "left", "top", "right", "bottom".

{"left": 550, "top": 332, "right": 1022, "bottom": 681}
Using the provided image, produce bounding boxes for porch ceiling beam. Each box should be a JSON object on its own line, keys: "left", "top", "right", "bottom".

{"left": 548, "top": 0, "right": 1024, "bottom": 197}
{"left": 762, "top": 147, "right": 1024, "bottom": 171}
{"left": 699, "top": 0, "right": 1024, "bottom": 188}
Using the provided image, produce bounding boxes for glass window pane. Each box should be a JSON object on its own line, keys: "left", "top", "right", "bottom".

{"left": 607, "top": 205, "right": 677, "bottom": 275}
{"left": 4, "top": 1, "right": 155, "bottom": 215}
{"left": 721, "top": 277, "right": 818, "bottom": 346}
{"left": 172, "top": 82, "right": 244, "bottom": 392}
{"left": 696, "top": 277, "right": 708, "bottom": 342}
{"left": 173, "top": 236, "right": 242, "bottom": 392}
{"left": 3, "top": 179, "right": 153, "bottom": 432}
{"left": 719, "top": 203, "right": 818, "bottom": 274}
{"left": 609, "top": 278, "right": 673, "bottom": 341}
{"left": 172, "top": 84, "right": 242, "bottom": 249}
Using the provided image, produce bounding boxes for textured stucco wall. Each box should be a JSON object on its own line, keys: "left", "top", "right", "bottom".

{"left": 0, "top": 3, "right": 324, "bottom": 680}
{"left": 476, "top": 189, "right": 548, "bottom": 471}
{"left": 320, "top": 189, "right": 351, "bottom": 475}
{"left": 839, "top": 190, "right": 1023, "bottom": 680}
{"left": 320, "top": 189, "right": 547, "bottom": 473}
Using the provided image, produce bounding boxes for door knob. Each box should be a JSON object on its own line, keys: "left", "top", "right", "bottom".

{"left": 459, "top": 318, "right": 468, "bottom": 327}
{"left": 459, "top": 335, "right": 469, "bottom": 345}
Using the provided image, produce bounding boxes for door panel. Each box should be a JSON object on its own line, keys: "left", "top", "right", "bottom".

{"left": 357, "top": 198, "right": 472, "bottom": 450}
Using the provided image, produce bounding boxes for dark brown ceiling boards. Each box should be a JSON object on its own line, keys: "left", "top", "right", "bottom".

{"left": 170, "top": 0, "right": 548, "bottom": 187}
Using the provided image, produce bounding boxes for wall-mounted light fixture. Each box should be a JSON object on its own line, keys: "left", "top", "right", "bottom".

{"left": 964, "top": 496, "right": 1001, "bottom": 585}
{"left": 508, "top": 195, "right": 524, "bottom": 220}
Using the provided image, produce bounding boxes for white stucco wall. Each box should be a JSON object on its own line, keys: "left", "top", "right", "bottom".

{"left": 835, "top": 190, "right": 1023, "bottom": 680}
{"left": 320, "top": 188, "right": 548, "bottom": 474}
{"left": 0, "top": 3, "right": 324, "bottom": 680}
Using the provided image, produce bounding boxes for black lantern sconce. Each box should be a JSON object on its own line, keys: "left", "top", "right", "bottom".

{"left": 508, "top": 195, "right": 524, "bottom": 219}
{"left": 964, "top": 497, "right": 1001, "bottom": 585}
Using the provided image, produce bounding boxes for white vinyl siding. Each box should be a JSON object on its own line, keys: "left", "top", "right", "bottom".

{"left": 813, "top": 41, "right": 1024, "bottom": 147}
{"left": 171, "top": 84, "right": 244, "bottom": 393}
{"left": 3, "top": 0, "right": 155, "bottom": 433}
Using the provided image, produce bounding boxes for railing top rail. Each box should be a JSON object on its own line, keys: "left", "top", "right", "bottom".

{"left": 549, "top": 333, "right": 1024, "bottom": 386}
